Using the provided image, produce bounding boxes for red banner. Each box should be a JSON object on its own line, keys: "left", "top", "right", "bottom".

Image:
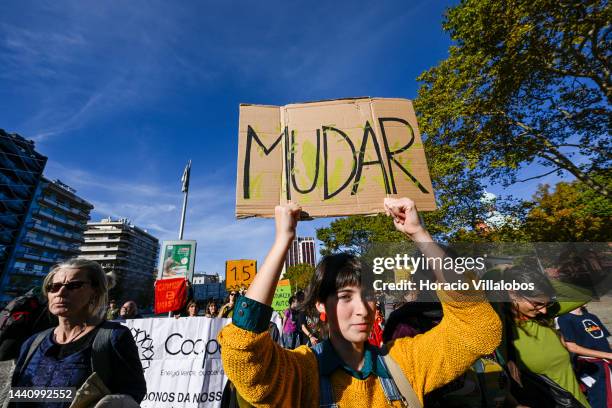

{"left": 154, "top": 278, "right": 187, "bottom": 314}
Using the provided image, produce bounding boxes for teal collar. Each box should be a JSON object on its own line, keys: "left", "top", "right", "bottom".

{"left": 316, "top": 339, "right": 391, "bottom": 380}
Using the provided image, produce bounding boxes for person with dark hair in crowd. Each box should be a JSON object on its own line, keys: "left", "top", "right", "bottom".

{"left": 558, "top": 305, "right": 612, "bottom": 408}
{"left": 486, "top": 264, "right": 592, "bottom": 408}
{"left": 10, "top": 258, "right": 146, "bottom": 407}
{"left": 219, "top": 291, "right": 238, "bottom": 318}
{"left": 281, "top": 295, "right": 299, "bottom": 349}
{"left": 205, "top": 300, "right": 219, "bottom": 318}
{"left": 186, "top": 300, "right": 199, "bottom": 317}
{"left": 219, "top": 198, "right": 502, "bottom": 407}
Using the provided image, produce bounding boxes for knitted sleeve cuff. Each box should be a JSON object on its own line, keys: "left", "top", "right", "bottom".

{"left": 232, "top": 296, "right": 273, "bottom": 334}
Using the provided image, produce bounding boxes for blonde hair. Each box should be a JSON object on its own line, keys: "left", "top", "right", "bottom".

{"left": 42, "top": 258, "right": 110, "bottom": 320}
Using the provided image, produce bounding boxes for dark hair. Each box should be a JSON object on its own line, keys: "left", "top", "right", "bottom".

{"left": 505, "top": 265, "right": 556, "bottom": 300}
{"left": 300, "top": 253, "right": 367, "bottom": 335}
{"left": 503, "top": 264, "right": 556, "bottom": 327}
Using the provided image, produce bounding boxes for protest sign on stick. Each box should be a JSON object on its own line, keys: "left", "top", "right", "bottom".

{"left": 236, "top": 97, "right": 435, "bottom": 218}
{"left": 158, "top": 240, "right": 197, "bottom": 281}
{"left": 225, "top": 259, "right": 257, "bottom": 290}
{"left": 271, "top": 279, "right": 292, "bottom": 312}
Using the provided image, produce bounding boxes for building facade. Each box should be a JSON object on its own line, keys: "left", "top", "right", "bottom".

{"left": 285, "top": 236, "right": 316, "bottom": 268}
{"left": 79, "top": 218, "right": 159, "bottom": 307}
{"left": 0, "top": 130, "right": 48, "bottom": 302}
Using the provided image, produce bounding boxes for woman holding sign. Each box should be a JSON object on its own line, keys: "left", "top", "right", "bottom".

{"left": 218, "top": 198, "right": 502, "bottom": 407}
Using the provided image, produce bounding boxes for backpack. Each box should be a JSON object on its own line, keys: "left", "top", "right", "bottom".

{"left": 425, "top": 350, "right": 508, "bottom": 408}
{"left": 0, "top": 288, "right": 56, "bottom": 361}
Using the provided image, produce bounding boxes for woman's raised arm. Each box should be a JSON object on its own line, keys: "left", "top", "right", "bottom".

{"left": 245, "top": 203, "right": 302, "bottom": 305}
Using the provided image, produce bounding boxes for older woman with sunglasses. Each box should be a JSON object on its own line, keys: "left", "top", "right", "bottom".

{"left": 9, "top": 258, "right": 146, "bottom": 407}
{"left": 487, "top": 264, "right": 592, "bottom": 408}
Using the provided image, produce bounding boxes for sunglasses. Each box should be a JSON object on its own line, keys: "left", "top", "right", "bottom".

{"left": 46, "top": 281, "right": 90, "bottom": 293}
{"left": 229, "top": 293, "right": 237, "bottom": 296}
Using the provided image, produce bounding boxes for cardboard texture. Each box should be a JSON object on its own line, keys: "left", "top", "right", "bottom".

{"left": 236, "top": 97, "right": 435, "bottom": 218}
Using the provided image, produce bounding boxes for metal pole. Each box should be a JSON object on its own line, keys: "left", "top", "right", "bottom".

{"left": 178, "top": 190, "right": 189, "bottom": 240}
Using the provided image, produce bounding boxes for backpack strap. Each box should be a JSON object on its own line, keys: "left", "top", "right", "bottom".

{"left": 19, "top": 328, "right": 54, "bottom": 377}
{"left": 90, "top": 323, "right": 115, "bottom": 387}
{"left": 311, "top": 342, "right": 338, "bottom": 408}
{"left": 380, "top": 346, "right": 423, "bottom": 408}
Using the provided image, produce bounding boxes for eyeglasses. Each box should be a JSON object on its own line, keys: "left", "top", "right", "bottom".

{"left": 46, "top": 281, "right": 90, "bottom": 293}
{"left": 522, "top": 296, "right": 554, "bottom": 311}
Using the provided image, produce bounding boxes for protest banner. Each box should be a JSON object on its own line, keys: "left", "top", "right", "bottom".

{"left": 125, "top": 317, "right": 230, "bottom": 408}
{"left": 225, "top": 259, "right": 256, "bottom": 289}
{"left": 158, "top": 240, "right": 197, "bottom": 281}
{"left": 154, "top": 278, "right": 188, "bottom": 314}
{"left": 236, "top": 97, "right": 436, "bottom": 218}
{"left": 271, "top": 279, "right": 292, "bottom": 312}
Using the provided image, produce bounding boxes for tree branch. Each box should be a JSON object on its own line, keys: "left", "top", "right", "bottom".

{"left": 516, "top": 169, "right": 561, "bottom": 183}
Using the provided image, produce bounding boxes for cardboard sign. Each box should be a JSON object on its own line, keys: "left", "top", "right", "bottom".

{"left": 271, "top": 279, "right": 292, "bottom": 312}
{"left": 225, "top": 259, "right": 257, "bottom": 289}
{"left": 236, "top": 97, "right": 435, "bottom": 218}
{"left": 154, "top": 278, "right": 188, "bottom": 314}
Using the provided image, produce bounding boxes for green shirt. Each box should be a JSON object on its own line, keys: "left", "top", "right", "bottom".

{"left": 486, "top": 270, "right": 592, "bottom": 408}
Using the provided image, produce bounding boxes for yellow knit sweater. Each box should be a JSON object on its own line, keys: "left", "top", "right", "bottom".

{"left": 219, "top": 293, "right": 502, "bottom": 407}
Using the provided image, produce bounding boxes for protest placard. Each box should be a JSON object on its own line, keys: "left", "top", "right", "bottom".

{"left": 236, "top": 97, "right": 435, "bottom": 218}
{"left": 271, "top": 279, "right": 292, "bottom": 312}
{"left": 158, "top": 241, "right": 197, "bottom": 281}
{"left": 125, "top": 317, "right": 230, "bottom": 408}
{"left": 225, "top": 259, "right": 256, "bottom": 289}
{"left": 154, "top": 278, "right": 187, "bottom": 314}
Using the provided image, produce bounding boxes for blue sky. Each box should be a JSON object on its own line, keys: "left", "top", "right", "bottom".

{"left": 1, "top": 1, "right": 569, "bottom": 276}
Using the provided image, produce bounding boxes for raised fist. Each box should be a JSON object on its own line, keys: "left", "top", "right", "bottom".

{"left": 274, "top": 202, "right": 302, "bottom": 242}
{"left": 383, "top": 197, "right": 424, "bottom": 237}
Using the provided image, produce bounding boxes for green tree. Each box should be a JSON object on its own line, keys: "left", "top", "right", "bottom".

{"left": 316, "top": 214, "right": 406, "bottom": 255}
{"left": 522, "top": 178, "right": 612, "bottom": 241}
{"left": 285, "top": 263, "right": 315, "bottom": 291}
{"left": 415, "top": 0, "right": 611, "bottom": 203}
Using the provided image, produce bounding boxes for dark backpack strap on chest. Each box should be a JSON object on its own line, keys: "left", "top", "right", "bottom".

{"left": 376, "top": 354, "right": 408, "bottom": 405}
{"left": 311, "top": 342, "right": 338, "bottom": 408}
{"left": 90, "top": 322, "right": 115, "bottom": 386}
{"left": 19, "top": 328, "right": 54, "bottom": 378}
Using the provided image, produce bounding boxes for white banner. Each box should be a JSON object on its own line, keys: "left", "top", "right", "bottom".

{"left": 125, "top": 317, "right": 231, "bottom": 408}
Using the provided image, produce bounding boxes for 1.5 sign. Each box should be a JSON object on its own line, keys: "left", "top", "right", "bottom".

{"left": 225, "top": 259, "right": 257, "bottom": 290}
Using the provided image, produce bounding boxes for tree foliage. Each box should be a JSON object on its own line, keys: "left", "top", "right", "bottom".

{"left": 415, "top": 0, "right": 611, "bottom": 203}
{"left": 284, "top": 263, "right": 315, "bottom": 291}
{"left": 316, "top": 214, "right": 406, "bottom": 255}
{"left": 522, "top": 177, "right": 612, "bottom": 241}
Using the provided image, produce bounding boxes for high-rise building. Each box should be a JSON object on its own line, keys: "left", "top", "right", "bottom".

{"left": 79, "top": 218, "right": 159, "bottom": 306}
{"left": 285, "top": 236, "right": 316, "bottom": 268}
{"left": 2, "top": 178, "right": 93, "bottom": 301}
{"left": 0, "top": 130, "right": 47, "bottom": 303}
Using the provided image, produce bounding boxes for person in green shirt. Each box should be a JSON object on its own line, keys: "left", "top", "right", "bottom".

{"left": 486, "top": 265, "right": 592, "bottom": 408}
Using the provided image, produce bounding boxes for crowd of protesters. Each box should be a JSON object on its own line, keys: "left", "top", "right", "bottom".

{"left": 0, "top": 198, "right": 609, "bottom": 407}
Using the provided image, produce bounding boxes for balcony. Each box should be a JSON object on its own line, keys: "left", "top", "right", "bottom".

{"left": 34, "top": 208, "right": 84, "bottom": 230}
{"left": 80, "top": 245, "right": 124, "bottom": 252}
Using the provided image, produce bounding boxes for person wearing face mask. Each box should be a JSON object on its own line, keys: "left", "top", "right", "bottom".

{"left": 218, "top": 198, "right": 502, "bottom": 407}
{"left": 486, "top": 265, "right": 593, "bottom": 408}
{"left": 9, "top": 259, "right": 145, "bottom": 407}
